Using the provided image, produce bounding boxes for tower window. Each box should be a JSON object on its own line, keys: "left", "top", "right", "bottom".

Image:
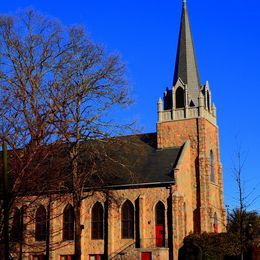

{"left": 121, "top": 200, "right": 134, "bottom": 239}
{"left": 35, "top": 205, "right": 47, "bottom": 241}
{"left": 207, "top": 91, "right": 210, "bottom": 110}
{"left": 210, "top": 150, "right": 215, "bottom": 182}
{"left": 164, "top": 89, "right": 173, "bottom": 110}
{"left": 63, "top": 204, "right": 74, "bottom": 241}
{"left": 175, "top": 87, "right": 185, "bottom": 108}
{"left": 91, "top": 202, "right": 104, "bottom": 240}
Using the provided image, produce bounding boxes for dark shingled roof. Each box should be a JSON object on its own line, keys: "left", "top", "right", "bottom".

{"left": 0, "top": 133, "right": 181, "bottom": 194}
{"left": 95, "top": 133, "right": 181, "bottom": 187}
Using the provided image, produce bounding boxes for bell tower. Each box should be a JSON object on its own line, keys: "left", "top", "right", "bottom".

{"left": 157, "top": 0, "right": 226, "bottom": 233}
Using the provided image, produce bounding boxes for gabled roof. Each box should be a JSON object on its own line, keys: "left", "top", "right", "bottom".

{"left": 173, "top": 1, "right": 200, "bottom": 106}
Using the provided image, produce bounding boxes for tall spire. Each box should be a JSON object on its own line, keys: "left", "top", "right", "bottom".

{"left": 173, "top": 0, "right": 200, "bottom": 105}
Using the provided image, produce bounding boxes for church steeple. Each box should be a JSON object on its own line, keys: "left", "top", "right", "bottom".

{"left": 173, "top": 0, "right": 200, "bottom": 106}
{"left": 157, "top": 1, "right": 225, "bottom": 242}
{"left": 158, "top": 0, "right": 217, "bottom": 126}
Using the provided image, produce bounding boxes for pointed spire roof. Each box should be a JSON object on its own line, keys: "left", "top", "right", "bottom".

{"left": 173, "top": 0, "right": 200, "bottom": 105}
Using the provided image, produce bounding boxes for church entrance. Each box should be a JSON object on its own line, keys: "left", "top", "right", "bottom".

{"left": 141, "top": 252, "right": 152, "bottom": 260}
{"left": 155, "top": 202, "right": 165, "bottom": 247}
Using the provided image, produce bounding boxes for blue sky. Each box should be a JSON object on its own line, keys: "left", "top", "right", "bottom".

{"left": 1, "top": 0, "right": 259, "bottom": 213}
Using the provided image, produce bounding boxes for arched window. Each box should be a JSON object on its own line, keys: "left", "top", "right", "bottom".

{"left": 121, "top": 200, "right": 134, "bottom": 239}
{"left": 213, "top": 212, "right": 218, "bottom": 233}
{"left": 92, "top": 202, "right": 104, "bottom": 240}
{"left": 63, "top": 204, "right": 74, "bottom": 241}
{"left": 11, "top": 207, "right": 22, "bottom": 242}
{"left": 210, "top": 150, "right": 214, "bottom": 182}
{"left": 155, "top": 201, "right": 165, "bottom": 247}
{"left": 175, "top": 87, "right": 185, "bottom": 108}
{"left": 35, "top": 205, "right": 47, "bottom": 241}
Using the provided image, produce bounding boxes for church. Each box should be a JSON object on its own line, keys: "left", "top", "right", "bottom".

{"left": 2, "top": 1, "right": 226, "bottom": 259}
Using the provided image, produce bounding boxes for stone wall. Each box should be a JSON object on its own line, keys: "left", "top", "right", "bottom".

{"left": 12, "top": 186, "right": 176, "bottom": 259}
{"left": 157, "top": 117, "right": 226, "bottom": 234}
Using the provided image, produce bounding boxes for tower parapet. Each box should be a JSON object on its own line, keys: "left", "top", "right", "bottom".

{"left": 158, "top": 80, "right": 217, "bottom": 126}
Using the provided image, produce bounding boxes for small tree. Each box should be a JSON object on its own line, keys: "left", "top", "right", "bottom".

{"left": 229, "top": 146, "right": 260, "bottom": 260}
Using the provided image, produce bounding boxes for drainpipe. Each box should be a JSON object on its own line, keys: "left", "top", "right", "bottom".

{"left": 167, "top": 185, "right": 174, "bottom": 260}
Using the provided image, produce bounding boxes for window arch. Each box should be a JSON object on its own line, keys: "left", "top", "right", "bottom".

{"left": 11, "top": 207, "right": 22, "bottom": 242}
{"left": 91, "top": 202, "right": 104, "bottom": 240}
{"left": 213, "top": 212, "right": 218, "bottom": 233}
{"left": 63, "top": 204, "right": 74, "bottom": 241}
{"left": 155, "top": 201, "right": 165, "bottom": 225}
{"left": 121, "top": 200, "right": 134, "bottom": 239}
{"left": 175, "top": 87, "right": 185, "bottom": 108}
{"left": 155, "top": 201, "right": 165, "bottom": 247}
{"left": 35, "top": 205, "right": 47, "bottom": 241}
{"left": 210, "top": 150, "right": 215, "bottom": 182}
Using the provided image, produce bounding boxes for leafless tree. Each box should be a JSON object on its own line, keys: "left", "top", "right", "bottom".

{"left": 229, "top": 147, "right": 260, "bottom": 260}
{"left": 0, "top": 9, "right": 134, "bottom": 260}
{"left": 0, "top": 10, "right": 68, "bottom": 258}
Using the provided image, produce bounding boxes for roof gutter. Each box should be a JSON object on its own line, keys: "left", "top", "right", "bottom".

{"left": 2, "top": 181, "right": 176, "bottom": 197}
{"left": 84, "top": 180, "right": 175, "bottom": 191}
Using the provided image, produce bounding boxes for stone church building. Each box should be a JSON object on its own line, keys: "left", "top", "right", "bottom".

{"left": 3, "top": 1, "right": 226, "bottom": 259}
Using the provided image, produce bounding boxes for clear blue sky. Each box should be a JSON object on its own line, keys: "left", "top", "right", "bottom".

{"left": 1, "top": 0, "right": 259, "bottom": 213}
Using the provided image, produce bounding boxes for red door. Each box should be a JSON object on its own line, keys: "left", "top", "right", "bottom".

{"left": 156, "top": 224, "right": 165, "bottom": 247}
{"left": 141, "top": 252, "right": 152, "bottom": 260}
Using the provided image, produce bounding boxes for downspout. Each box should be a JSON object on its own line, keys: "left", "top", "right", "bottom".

{"left": 104, "top": 191, "right": 109, "bottom": 259}
{"left": 167, "top": 184, "right": 174, "bottom": 260}
{"left": 18, "top": 207, "right": 24, "bottom": 260}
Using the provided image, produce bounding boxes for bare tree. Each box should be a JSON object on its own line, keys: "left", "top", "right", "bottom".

{"left": 229, "top": 147, "right": 260, "bottom": 260}
{"left": 234, "top": 149, "right": 246, "bottom": 260}
{"left": 0, "top": 11, "right": 68, "bottom": 258}
{"left": 48, "top": 25, "right": 133, "bottom": 259}
{"left": 0, "top": 9, "right": 133, "bottom": 260}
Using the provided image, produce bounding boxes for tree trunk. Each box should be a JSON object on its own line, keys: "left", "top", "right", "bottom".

{"left": 74, "top": 198, "right": 82, "bottom": 260}
{"left": 18, "top": 207, "right": 24, "bottom": 260}
{"left": 2, "top": 141, "right": 10, "bottom": 260}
